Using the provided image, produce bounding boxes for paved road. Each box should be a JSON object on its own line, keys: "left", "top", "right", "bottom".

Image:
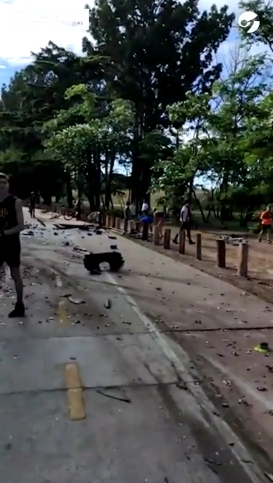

{"left": 0, "top": 210, "right": 265, "bottom": 482}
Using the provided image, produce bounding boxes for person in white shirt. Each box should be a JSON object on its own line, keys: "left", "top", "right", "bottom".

{"left": 173, "top": 201, "right": 195, "bottom": 244}
{"left": 141, "top": 200, "right": 149, "bottom": 213}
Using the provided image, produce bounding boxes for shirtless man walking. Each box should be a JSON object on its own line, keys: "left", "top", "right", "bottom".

{"left": 0, "top": 173, "right": 25, "bottom": 317}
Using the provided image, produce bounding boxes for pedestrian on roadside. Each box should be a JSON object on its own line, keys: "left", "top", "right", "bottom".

{"left": 258, "top": 206, "right": 272, "bottom": 243}
{"left": 141, "top": 199, "right": 149, "bottom": 214}
{"left": 123, "top": 200, "right": 132, "bottom": 234}
{"left": 0, "top": 172, "right": 25, "bottom": 317}
{"left": 141, "top": 209, "right": 154, "bottom": 240}
{"left": 153, "top": 208, "right": 165, "bottom": 238}
{"left": 76, "top": 198, "right": 82, "bottom": 221}
{"left": 173, "top": 200, "right": 195, "bottom": 245}
{"left": 29, "top": 191, "right": 36, "bottom": 218}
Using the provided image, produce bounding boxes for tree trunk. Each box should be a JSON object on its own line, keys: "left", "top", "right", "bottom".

{"left": 66, "top": 172, "right": 73, "bottom": 208}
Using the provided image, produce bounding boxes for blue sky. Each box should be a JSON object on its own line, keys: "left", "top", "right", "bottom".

{"left": 0, "top": 0, "right": 87, "bottom": 86}
{"left": 0, "top": 0, "right": 254, "bottom": 89}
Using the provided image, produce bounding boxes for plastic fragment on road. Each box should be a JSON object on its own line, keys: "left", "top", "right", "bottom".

{"left": 255, "top": 342, "right": 272, "bottom": 354}
{"left": 68, "top": 297, "right": 86, "bottom": 305}
{"left": 104, "top": 299, "right": 111, "bottom": 309}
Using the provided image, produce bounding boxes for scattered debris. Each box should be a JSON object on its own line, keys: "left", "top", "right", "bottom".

{"left": 204, "top": 457, "right": 222, "bottom": 467}
{"left": 104, "top": 299, "right": 112, "bottom": 309}
{"left": 68, "top": 297, "right": 85, "bottom": 305}
{"left": 218, "top": 234, "right": 247, "bottom": 246}
{"left": 255, "top": 342, "right": 271, "bottom": 354}
{"left": 96, "top": 388, "right": 131, "bottom": 403}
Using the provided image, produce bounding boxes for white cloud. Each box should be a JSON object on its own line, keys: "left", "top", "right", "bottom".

{"left": 0, "top": 0, "right": 268, "bottom": 71}
{"left": 0, "top": 0, "right": 92, "bottom": 66}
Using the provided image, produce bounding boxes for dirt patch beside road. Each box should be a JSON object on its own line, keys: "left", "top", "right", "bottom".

{"left": 123, "top": 228, "right": 273, "bottom": 305}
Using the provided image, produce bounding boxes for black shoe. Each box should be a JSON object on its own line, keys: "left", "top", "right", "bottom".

{"left": 189, "top": 240, "right": 195, "bottom": 245}
{"left": 173, "top": 239, "right": 178, "bottom": 244}
{"left": 9, "top": 301, "right": 25, "bottom": 318}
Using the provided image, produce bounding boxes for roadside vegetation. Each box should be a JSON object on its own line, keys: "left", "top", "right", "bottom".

{"left": 0, "top": 0, "right": 273, "bottom": 231}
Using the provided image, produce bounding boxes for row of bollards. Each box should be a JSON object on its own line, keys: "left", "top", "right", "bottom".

{"left": 105, "top": 216, "right": 249, "bottom": 278}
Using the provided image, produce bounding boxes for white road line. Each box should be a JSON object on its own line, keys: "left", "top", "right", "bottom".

{"left": 105, "top": 272, "right": 264, "bottom": 483}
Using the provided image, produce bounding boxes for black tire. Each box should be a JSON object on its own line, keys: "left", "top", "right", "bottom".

{"left": 64, "top": 210, "right": 74, "bottom": 221}
{"left": 84, "top": 252, "right": 124, "bottom": 272}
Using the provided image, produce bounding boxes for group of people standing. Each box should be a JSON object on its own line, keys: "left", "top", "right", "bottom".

{"left": 123, "top": 198, "right": 195, "bottom": 244}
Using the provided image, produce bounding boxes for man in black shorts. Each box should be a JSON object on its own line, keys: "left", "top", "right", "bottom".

{"left": 0, "top": 173, "right": 25, "bottom": 317}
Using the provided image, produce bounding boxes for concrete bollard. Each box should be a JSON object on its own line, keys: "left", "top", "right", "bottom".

{"left": 237, "top": 243, "right": 248, "bottom": 277}
{"left": 217, "top": 239, "right": 226, "bottom": 268}
{"left": 196, "top": 233, "right": 202, "bottom": 260}
{"left": 164, "top": 228, "right": 171, "bottom": 249}
{"left": 179, "top": 230, "right": 185, "bottom": 254}
{"left": 142, "top": 222, "right": 149, "bottom": 241}
{"left": 106, "top": 215, "right": 110, "bottom": 227}
{"left": 115, "top": 217, "right": 121, "bottom": 229}
{"left": 153, "top": 225, "right": 160, "bottom": 245}
{"left": 111, "top": 216, "right": 116, "bottom": 228}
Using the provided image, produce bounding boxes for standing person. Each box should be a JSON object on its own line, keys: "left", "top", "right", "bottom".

{"left": 140, "top": 209, "right": 154, "bottom": 240}
{"left": 123, "top": 200, "right": 132, "bottom": 234}
{"left": 141, "top": 199, "right": 149, "bottom": 214}
{"left": 76, "top": 198, "right": 82, "bottom": 221}
{"left": 29, "top": 191, "right": 36, "bottom": 218}
{"left": 153, "top": 208, "right": 165, "bottom": 238}
{"left": 0, "top": 173, "right": 25, "bottom": 317}
{"left": 258, "top": 206, "right": 272, "bottom": 243}
{"left": 173, "top": 201, "right": 195, "bottom": 245}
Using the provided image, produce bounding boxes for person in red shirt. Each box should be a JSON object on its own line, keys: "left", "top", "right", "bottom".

{"left": 258, "top": 206, "right": 272, "bottom": 243}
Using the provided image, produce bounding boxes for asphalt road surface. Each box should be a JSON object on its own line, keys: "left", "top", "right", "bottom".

{"left": 0, "top": 209, "right": 266, "bottom": 483}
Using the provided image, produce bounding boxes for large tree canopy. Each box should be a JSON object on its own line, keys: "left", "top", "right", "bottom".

{"left": 1, "top": 0, "right": 273, "bottom": 220}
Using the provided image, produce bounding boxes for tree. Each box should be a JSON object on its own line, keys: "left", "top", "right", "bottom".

{"left": 87, "top": 0, "right": 234, "bottom": 205}
{"left": 152, "top": 44, "right": 273, "bottom": 223}
{"left": 43, "top": 84, "right": 134, "bottom": 210}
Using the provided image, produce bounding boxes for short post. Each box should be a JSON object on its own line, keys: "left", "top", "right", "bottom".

{"left": 164, "top": 228, "right": 171, "bottom": 249}
{"left": 238, "top": 243, "right": 248, "bottom": 277}
{"left": 196, "top": 233, "right": 202, "bottom": 260}
{"left": 217, "top": 239, "right": 226, "bottom": 268}
{"left": 153, "top": 225, "right": 160, "bottom": 245}
{"left": 106, "top": 215, "right": 110, "bottom": 227}
{"left": 179, "top": 230, "right": 185, "bottom": 254}
{"left": 115, "top": 217, "right": 121, "bottom": 230}
{"left": 111, "top": 216, "right": 116, "bottom": 228}
{"left": 142, "top": 222, "right": 149, "bottom": 241}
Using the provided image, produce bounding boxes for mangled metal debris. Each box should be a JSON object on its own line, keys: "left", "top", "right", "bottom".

{"left": 218, "top": 234, "right": 247, "bottom": 246}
